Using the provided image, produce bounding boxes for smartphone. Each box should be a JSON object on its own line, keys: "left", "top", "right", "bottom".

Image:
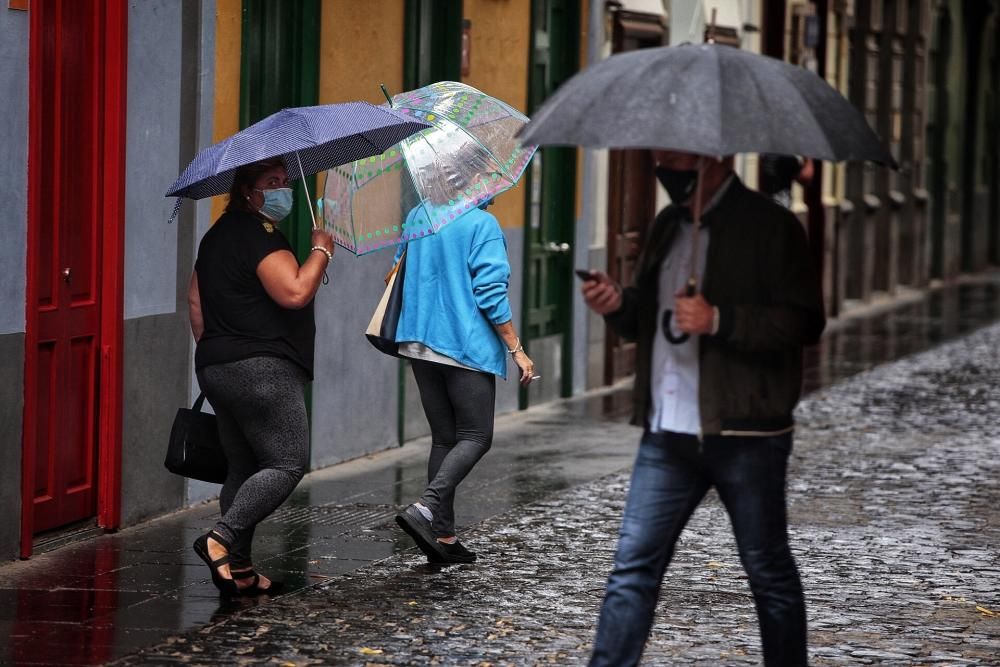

{"left": 575, "top": 268, "right": 596, "bottom": 281}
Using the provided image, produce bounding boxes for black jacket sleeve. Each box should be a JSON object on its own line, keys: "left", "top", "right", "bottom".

{"left": 604, "top": 286, "right": 641, "bottom": 341}
{"left": 714, "top": 215, "right": 825, "bottom": 350}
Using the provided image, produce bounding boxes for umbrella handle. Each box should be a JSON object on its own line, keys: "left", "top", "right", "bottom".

{"left": 295, "top": 151, "right": 319, "bottom": 230}
{"left": 663, "top": 278, "right": 697, "bottom": 345}
{"left": 662, "top": 310, "right": 690, "bottom": 345}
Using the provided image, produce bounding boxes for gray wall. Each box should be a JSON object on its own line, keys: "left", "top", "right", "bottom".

{"left": 0, "top": 334, "right": 24, "bottom": 560}
{"left": 0, "top": 9, "right": 28, "bottom": 335}
{"left": 184, "top": 0, "right": 220, "bottom": 506}
{"left": 0, "top": 7, "right": 28, "bottom": 559}
{"left": 120, "top": 314, "right": 188, "bottom": 525}
{"left": 311, "top": 253, "right": 401, "bottom": 468}
{"left": 124, "top": 0, "right": 184, "bottom": 320}
{"left": 119, "top": 0, "right": 209, "bottom": 525}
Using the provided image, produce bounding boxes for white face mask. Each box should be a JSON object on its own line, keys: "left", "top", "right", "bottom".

{"left": 255, "top": 187, "right": 294, "bottom": 222}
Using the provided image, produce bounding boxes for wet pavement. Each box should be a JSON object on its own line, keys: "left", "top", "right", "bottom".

{"left": 2, "top": 276, "right": 1000, "bottom": 666}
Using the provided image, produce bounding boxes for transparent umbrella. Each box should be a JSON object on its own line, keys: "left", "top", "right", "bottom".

{"left": 322, "top": 81, "right": 536, "bottom": 255}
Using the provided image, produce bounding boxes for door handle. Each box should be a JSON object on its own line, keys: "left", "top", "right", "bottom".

{"left": 62, "top": 267, "right": 72, "bottom": 283}
{"left": 544, "top": 242, "right": 571, "bottom": 254}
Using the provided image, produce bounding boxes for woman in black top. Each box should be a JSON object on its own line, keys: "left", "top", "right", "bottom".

{"left": 188, "top": 158, "right": 334, "bottom": 596}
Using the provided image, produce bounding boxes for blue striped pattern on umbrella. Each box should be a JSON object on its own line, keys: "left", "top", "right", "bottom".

{"left": 165, "top": 102, "right": 430, "bottom": 201}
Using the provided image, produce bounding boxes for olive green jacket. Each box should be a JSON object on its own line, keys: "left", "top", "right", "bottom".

{"left": 606, "top": 177, "right": 825, "bottom": 436}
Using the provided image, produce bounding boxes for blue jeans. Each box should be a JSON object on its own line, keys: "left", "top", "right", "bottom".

{"left": 590, "top": 431, "right": 807, "bottom": 666}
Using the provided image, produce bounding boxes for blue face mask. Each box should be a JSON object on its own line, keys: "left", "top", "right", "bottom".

{"left": 255, "top": 187, "right": 293, "bottom": 222}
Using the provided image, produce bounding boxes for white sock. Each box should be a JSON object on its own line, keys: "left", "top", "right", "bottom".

{"left": 414, "top": 503, "right": 433, "bottom": 521}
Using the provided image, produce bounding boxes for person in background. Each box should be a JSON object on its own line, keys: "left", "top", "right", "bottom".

{"left": 392, "top": 197, "right": 535, "bottom": 564}
{"left": 188, "top": 158, "right": 335, "bottom": 596}
{"left": 758, "top": 153, "right": 814, "bottom": 209}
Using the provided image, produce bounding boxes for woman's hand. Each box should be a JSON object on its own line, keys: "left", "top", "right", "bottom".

{"left": 311, "top": 228, "right": 335, "bottom": 256}
{"left": 493, "top": 321, "right": 536, "bottom": 385}
{"left": 513, "top": 349, "right": 536, "bottom": 386}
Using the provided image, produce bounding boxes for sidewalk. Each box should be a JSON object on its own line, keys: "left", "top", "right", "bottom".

{"left": 2, "top": 276, "right": 999, "bottom": 666}
{"left": 117, "top": 320, "right": 1000, "bottom": 666}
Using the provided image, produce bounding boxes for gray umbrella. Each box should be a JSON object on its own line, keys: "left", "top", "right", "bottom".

{"left": 520, "top": 42, "right": 894, "bottom": 345}
{"left": 518, "top": 42, "right": 894, "bottom": 166}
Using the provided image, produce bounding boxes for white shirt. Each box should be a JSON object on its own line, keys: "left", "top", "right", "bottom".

{"left": 648, "top": 176, "right": 734, "bottom": 436}
{"left": 399, "top": 342, "right": 477, "bottom": 371}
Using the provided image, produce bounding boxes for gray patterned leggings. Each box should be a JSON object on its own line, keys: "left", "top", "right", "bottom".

{"left": 197, "top": 356, "right": 309, "bottom": 567}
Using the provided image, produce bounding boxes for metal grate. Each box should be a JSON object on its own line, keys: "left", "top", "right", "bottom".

{"left": 264, "top": 503, "right": 398, "bottom": 529}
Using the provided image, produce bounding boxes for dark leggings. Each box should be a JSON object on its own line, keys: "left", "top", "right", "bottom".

{"left": 197, "top": 356, "right": 309, "bottom": 567}
{"left": 411, "top": 359, "right": 496, "bottom": 537}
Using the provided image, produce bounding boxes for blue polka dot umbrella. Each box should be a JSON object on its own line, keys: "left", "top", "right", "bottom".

{"left": 322, "top": 81, "right": 537, "bottom": 255}
{"left": 165, "top": 101, "right": 430, "bottom": 225}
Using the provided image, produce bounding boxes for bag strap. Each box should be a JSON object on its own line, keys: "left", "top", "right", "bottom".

{"left": 192, "top": 392, "right": 207, "bottom": 412}
{"left": 383, "top": 248, "right": 407, "bottom": 285}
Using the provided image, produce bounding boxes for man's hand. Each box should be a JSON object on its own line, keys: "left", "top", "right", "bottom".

{"left": 674, "top": 292, "right": 715, "bottom": 334}
{"left": 581, "top": 271, "right": 622, "bottom": 315}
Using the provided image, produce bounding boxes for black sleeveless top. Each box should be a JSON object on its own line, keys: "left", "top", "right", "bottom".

{"left": 194, "top": 210, "right": 315, "bottom": 379}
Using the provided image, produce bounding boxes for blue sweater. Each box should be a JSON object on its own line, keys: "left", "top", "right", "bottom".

{"left": 394, "top": 206, "right": 513, "bottom": 378}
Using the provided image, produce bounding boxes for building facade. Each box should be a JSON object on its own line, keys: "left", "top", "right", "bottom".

{"left": 1, "top": 0, "right": 997, "bottom": 560}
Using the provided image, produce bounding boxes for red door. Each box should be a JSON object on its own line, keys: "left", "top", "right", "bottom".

{"left": 23, "top": 0, "right": 127, "bottom": 553}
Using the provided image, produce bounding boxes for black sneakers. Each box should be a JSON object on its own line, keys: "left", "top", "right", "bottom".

{"left": 436, "top": 539, "right": 477, "bottom": 563}
{"left": 395, "top": 504, "right": 478, "bottom": 564}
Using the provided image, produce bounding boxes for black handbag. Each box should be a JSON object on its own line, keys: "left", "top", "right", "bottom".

{"left": 365, "top": 249, "right": 406, "bottom": 357}
{"left": 165, "top": 392, "right": 227, "bottom": 483}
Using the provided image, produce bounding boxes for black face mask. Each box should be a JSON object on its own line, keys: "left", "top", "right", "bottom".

{"left": 654, "top": 167, "right": 699, "bottom": 205}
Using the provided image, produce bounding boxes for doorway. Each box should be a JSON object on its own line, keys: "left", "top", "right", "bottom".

{"left": 22, "top": 0, "right": 127, "bottom": 557}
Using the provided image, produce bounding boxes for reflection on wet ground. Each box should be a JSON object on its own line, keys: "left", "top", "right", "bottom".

{"left": 1, "top": 275, "right": 998, "bottom": 665}
{"left": 803, "top": 278, "right": 1000, "bottom": 394}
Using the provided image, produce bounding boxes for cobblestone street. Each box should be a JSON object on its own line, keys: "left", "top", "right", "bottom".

{"left": 116, "top": 323, "right": 1000, "bottom": 666}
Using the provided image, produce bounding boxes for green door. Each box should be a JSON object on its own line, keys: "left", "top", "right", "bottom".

{"left": 521, "top": 0, "right": 579, "bottom": 407}
{"left": 241, "top": 0, "right": 320, "bottom": 262}
{"left": 399, "top": 0, "right": 463, "bottom": 444}
{"left": 404, "top": 0, "right": 462, "bottom": 89}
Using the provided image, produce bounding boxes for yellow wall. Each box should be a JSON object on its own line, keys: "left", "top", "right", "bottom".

{"left": 211, "top": 0, "right": 243, "bottom": 223}
{"left": 463, "top": 0, "right": 532, "bottom": 230}
{"left": 318, "top": 0, "right": 406, "bottom": 105}
{"left": 317, "top": 0, "right": 406, "bottom": 201}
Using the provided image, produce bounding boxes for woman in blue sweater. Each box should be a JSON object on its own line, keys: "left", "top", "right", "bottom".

{"left": 394, "top": 199, "right": 535, "bottom": 564}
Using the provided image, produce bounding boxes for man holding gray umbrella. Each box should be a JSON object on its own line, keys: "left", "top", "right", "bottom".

{"left": 519, "top": 40, "right": 893, "bottom": 665}
{"left": 580, "top": 149, "right": 825, "bottom": 666}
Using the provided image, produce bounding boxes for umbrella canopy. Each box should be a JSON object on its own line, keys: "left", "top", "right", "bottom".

{"left": 165, "top": 102, "right": 430, "bottom": 204}
{"left": 519, "top": 42, "right": 894, "bottom": 166}
{"left": 322, "top": 81, "right": 537, "bottom": 255}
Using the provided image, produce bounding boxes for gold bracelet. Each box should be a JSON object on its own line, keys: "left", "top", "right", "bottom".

{"left": 311, "top": 245, "right": 333, "bottom": 262}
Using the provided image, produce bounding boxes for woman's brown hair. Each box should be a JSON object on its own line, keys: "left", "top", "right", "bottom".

{"left": 225, "top": 158, "right": 287, "bottom": 213}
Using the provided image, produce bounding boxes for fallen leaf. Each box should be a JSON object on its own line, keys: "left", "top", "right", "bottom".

{"left": 706, "top": 560, "right": 730, "bottom": 569}
{"left": 359, "top": 647, "right": 384, "bottom": 655}
{"left": 976, "top": 605, "right": 996, "bottom": 617}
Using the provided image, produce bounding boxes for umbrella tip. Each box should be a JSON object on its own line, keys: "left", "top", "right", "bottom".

{"left": 379, "top": 83, "right": 393, "bottom": 107}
